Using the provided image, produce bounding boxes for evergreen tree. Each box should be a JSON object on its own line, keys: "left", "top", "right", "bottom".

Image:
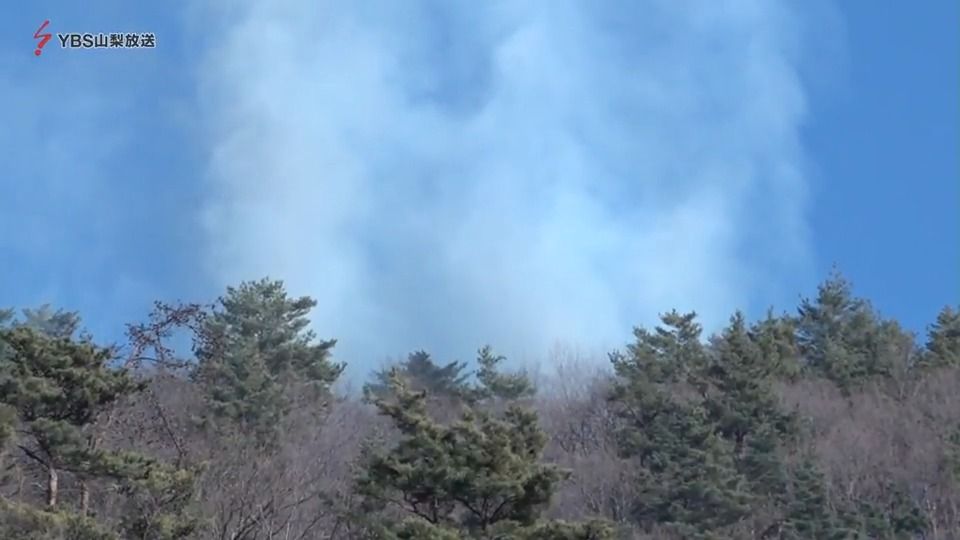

{"left": 633, "top": 407, "right": 750, "bottom": 539}
{"left": 0, "top": 326, "right": 142, "bottom": 508}
{"left": 365, "top": 350, "right": 471, "bottom": 402}
{"left": 472, "top": 345, "right": 535, "bottom": 403}
{"left": 749, "top": 309, "right": 802, "bottom": 380}
{"left": 193, "top": 278, "right": 344, "bottom": 443}
{"left": 921, "top": 305, "right": 960, "bottom": 368}
{"left": 0, "top": 402, "right": 13, "bottom": 449}
{"left": 865, "top": 484, "right": 926, "bottom": 538}
{"left": 609, "top": 312, "right": 750, "bottom": 537}
{"left": 18, "top": 305, "right": 82, "bottom": 340}
{"left": 117, "top": 462, "right": 202, "bottom": 540}
{"left": 609, "top": 310, "right": 708, "bottom": 404}
{"left": 0, "top": 498, "right": 116, "bottom": 540}
{"left": 705, "top": 312, "right": 797, "bottom": 453}
{"left": 782, "top": 457, "right": 842, "bottom": 539}
{"left": 701, "top": 314, "right": 802, "bottom": 535}
{"left": 357, "top": 368, "right": 611, "bottom": 539}
{"left": 781, "top": 457, "right": 927, "bottom": 540}
{"left": 738, "top": 423, "right": 789, "bottom": 504}
{"left": 0, "top": 325, "right": 197, "bottom": 539}
{"left": 796, "top": 272, "right": 909, "bottom": 391}
{"left": 0, "top": 401, "right": 16, "bottom": 500}
{"left": 945, "top": 424, "right": 960, "bottom": 487}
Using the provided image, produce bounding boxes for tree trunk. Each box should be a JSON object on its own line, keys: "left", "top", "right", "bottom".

{"left": 80, "top": 480, "right": 90, "bottom": 515}
{"left": 47, "top": 466, "right": 58, "bottom": 507}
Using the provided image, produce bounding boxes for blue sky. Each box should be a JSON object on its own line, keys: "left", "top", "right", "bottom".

{"left": 0, "top": 1, "right": 956, "bottom": 378}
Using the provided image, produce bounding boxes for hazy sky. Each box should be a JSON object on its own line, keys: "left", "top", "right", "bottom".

{"left": 1, "top": 1, "right": 956, "bottom": 381}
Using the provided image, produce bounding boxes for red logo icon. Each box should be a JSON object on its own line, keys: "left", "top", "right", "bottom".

{"left": 34, "top": 20, "right": 52, "bottom": 56}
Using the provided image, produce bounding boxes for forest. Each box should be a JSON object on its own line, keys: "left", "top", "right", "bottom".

{"left": 0, "top": 272, "right": 958, "bottom": 539}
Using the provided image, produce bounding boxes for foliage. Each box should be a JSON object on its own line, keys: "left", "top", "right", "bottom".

{"left": 705, "top": 312, "right": 798, "bottom": 448}
{"left": 365, "top": 350, "right": 472, "bottom": 403}
{"left": 609, "top": 311, "right": 751, "bottom": 537}
{"left": 357, "top": 369, "right": 612, "bottom": 539}
{"left": 795, "top": 271, "right": 912, "bottom": 391}
{"left": 473, "top": 345, "right": 536, "bottom": 402}
{"left": 749, "top": 309, "right": 802, "bottom": 380}
{"left": 0, "top": 498, "right": 116, "bottom": 540}
{"left": 0, "top": 271, "right": 956, "bottom": 538}
{"left": 0, "top": 326, "right": 143, "bottom": 503}
{"left": 118, "top": 462, "right": 202, "bottom": 540}
{"left": 0, "top": 320, "right": 198, "bottom": 539}
{"left": 192, "top": 278, "right": 344, "bottom": 443}
{"left": 781, "top": 457, "right": 842, "bottom": 539}
{"left": 921, "top": 305, "right": 960, "bottom": 368}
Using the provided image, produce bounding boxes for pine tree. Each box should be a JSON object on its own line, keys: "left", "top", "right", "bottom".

{"left": 18, "top": 305, "right": 82, "bottom": 339}
{"left": 472, "top": 345, "right": 535, "bottom": 403}
{"left": 698, "top": 313, "right": 804, "bottom": 536}
{"left": 0, "top": 401, "right": 16, "bottom": 503}
{"left": 832, "top": 489, "right": 927, "bottom": 540}
{"left": 117, "top": 462, "right": 202, "bottom": 540}
{"left": 193, "top": 278, "right": 344, "bottom": 443}
{"left": 862, "top": 483, "right": 927, "bottom": 538}
{"left": 0, "top": 403, "right": 13, "bottom": 449}
{"left": 886, "top": 485, "right": 928, "bottom": 536}
{"left": 365, "top": 350, "right": 472, "bottom": 402}
{"left": 945, "top": 424, "right": 960, "bottom": 487}
{"left": 357, "top": 367, "right": 611, "bottom": 539}
{"left": 0, "top": 326, "right": 142, "bottom": 508}
{"left": 921, "top": 305, "right": 960, "bottom": 368}
{"left": 796, "top": 271, "right": 908, "bottom": 391}
{"left": 0, "top": 324, "right": 197, "bottom": 539}
{"left": 0, "top": 498, "right": 116, "bottom": 540}
{"left": 705, "top": 312, "right": 797, "bottom": 453}
{"left": 749, "top": 309, "right": 802, "bottom": 380}
{"left": 608, "top": 310, "right": 708, "bottom": 424}
{"left": 623, "top": 310, "right": 707, "bottom": 385}
{"left": 738, "top": 424, "right": 787, "bottom": 495}
{"left": 780, "top": 456, "right": 924, "bottom": 540}
{"left": 610, "top": 312, "right": 750, "bottom": 537}
{"left": 782, "top": 457, "right": 841, "bottom": 540}
{"left": 637, "top": 407, "right": 750, "bottom": 539}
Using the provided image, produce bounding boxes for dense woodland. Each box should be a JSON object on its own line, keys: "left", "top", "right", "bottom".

{"left": 0, "top": 272, "right": 959, "bottom": 539}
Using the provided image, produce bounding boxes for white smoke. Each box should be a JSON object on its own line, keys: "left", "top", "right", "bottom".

{"left": 197, "top": 0, "right": 821, "bottom": 378}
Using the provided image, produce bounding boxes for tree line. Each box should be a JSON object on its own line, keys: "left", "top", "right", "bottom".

{"left": 0, "top": 272, "right": 958, "bottom": 539}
